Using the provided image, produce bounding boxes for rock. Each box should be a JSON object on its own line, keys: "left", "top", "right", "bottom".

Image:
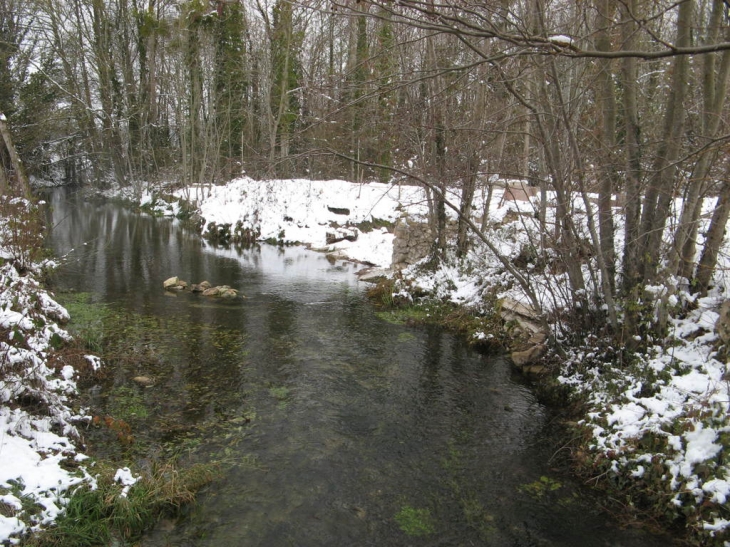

{"left": 717, "top": 300, "right": 730, "bottom": 344}
{"left": 202, "top": 285, "right": 239, "bottom": 298}
{"left": 511, "top": 344, "right": 547, "bottom": 367}
{"left": 522, "top": 365, "right": 548, "bottom": 376}
{"left": 326, "top": 227, "right": 358, "bottom": 244}
{"left": 133, "top": 376, "right": 154, "bottom": 387}
{"left": 327, "top": 206, "right": 351, "bottom": 215}
{"left": 163, "top": 276, "right": 187, "bottom": 290}
{"left": 191, "top": 280, "right": 212, "bottom": 292}
{"left": 500, "top": 297, "right": 543, "bottom": 335}
{"left": 391, "top": 216, "right": 434, "bottom": 270}
{"left": 218, "top": 286, "right": 238, "bottom": 298}
{"left": 163, "top": 276, "right": 180, "bottom": 289}
{"left": 357, "top": 267, "right": 392, "bottom": 283}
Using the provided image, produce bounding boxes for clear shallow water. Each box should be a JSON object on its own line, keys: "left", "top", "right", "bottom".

{"left": 43, "top": 188, "right": 678, "bottom": 547}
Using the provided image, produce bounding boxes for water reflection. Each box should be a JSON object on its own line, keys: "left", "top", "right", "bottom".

{"left": 43, "top": 188, "right": 677, "bottom": 547}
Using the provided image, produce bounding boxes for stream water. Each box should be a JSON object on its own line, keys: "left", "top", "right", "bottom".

{"left": 43, "top": 187, "right": 678, "bottom": 546}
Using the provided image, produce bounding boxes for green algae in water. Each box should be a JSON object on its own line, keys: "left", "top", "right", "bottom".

{"left": 269, "top": 386, "right": 291, "bottom": 409}
{"left": 518, "top": 476, "right": 562, "bottom": 500}
{"left": 395, "top": 505, "right": 435, "bottom": 537}
{"left": 107, "top": 386, "right": 149, "bottom": 421}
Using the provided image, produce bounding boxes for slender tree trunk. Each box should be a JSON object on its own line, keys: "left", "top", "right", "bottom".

{"left": 695, "top": 175, "right": 730, "bottom": 295}
{"left": 673, "top": 2, "right": 730, "bottom": 280}
{"left": 457, "top": 152, "right": 478, "bottom": 257}
{"left": 594, "top": 0, "right": 617, "bottom": 293}
{"left": 620, "top": 0, "right": 642, "bottom": 294}
{"left": 636, "top": 0, "right": 693, "bottom": 284}
{"left": 0, "top": 113, "right": 31, "bottom": 198}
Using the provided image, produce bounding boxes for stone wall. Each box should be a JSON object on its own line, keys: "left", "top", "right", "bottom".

{"left": 391, "top": 216, "right": 433, "bottom": 270}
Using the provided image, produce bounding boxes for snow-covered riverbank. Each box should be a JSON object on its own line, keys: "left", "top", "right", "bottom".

{"left": 0, "top": 197, "right": 97, "bottom": 544}
{"left": 138, "top": 176, "right": 730, "bottom": 544}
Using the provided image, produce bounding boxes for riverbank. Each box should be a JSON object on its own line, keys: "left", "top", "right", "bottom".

{"left": 129, "top": 176, "right": 730, "bottom": 545}
{"left": 0, "top": 196, "right": 93, "bottom": 542}
{"left": 0, "top": 195, "right": 216, "bottom": 545}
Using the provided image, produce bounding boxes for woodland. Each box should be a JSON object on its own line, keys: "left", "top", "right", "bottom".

{"left": 0, "top": 0, "right": 729, "bottom": 348}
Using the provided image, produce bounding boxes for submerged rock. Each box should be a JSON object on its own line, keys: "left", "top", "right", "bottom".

{"left": 133, "top": 376, "right": 155, "bottom": 387}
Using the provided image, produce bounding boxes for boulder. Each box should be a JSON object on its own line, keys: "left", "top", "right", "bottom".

{"left": 511, "top": 344, "right": 547, "bottom": 367}
{"left": 163, "top": 276, "right": 187, "bottom": 290}
{"left": 202, "top": 285, "right": 239, "bottom": 298}
{"left": 191, "top": 280, "right": 212, "bottom": 293}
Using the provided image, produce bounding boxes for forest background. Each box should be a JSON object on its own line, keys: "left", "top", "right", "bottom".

{"left": 2, "top": 0, "right": 730, "bottom": 336}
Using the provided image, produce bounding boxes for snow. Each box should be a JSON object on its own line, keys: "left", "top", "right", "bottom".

{"left": 114, "top": 467, "right": 139, "bottom": 498}
{"left": 549, "top": 34, "right": 575, "bottom": 47}
{"left": 174, "top": 178, "right": 428, "bottom": 267}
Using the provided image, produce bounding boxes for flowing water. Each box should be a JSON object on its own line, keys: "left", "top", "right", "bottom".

{"left": 43, "top": 188, "right": 678, "bottom": 546}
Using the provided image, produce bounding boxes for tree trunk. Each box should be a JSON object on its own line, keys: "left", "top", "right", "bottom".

{"left": 0, "top": 113, "right": 31, "bottom": 198}
{"left": 620, "top": 0, "right": 642, "bottom": 294}
{"left": 636, "top": 0, "right": 693, "bottom": 285}
{"left": 672, "top": 1, "right": 730, "bottom": 280}
{"left": 695, "top": 175, "right": 730, "bottom": 295}
{"left": 594, "top": 0, "right": 617, "bottom": 293}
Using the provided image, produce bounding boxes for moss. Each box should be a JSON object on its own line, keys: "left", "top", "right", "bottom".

{"left": 355, "top": 217, "right": 394, "bottom": 233}
{"left": 394, "top": 505, "right": 435, "bottom": 537}
{"left": 107, "top": 386, "right": 149, "bottom": 421}
{"left": 269, "top": 385, "right": 291, "bottom": 409}
{"left": 518, "top": 476, "right": 562, "bottom": 500}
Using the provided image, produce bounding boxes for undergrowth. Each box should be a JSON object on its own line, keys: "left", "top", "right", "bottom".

{"left": 366, "top": 278, "right": 508, "bottom": 352}
{"left": 27, "top": 461, "right": 219, "bottom": 547}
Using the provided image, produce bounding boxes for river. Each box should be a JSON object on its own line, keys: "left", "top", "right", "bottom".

{"left": 43, "top": 187, "right": 676, "bottom": 546}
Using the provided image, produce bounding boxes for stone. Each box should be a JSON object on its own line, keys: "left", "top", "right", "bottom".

{"left": 201, "top": 285, "right": 239, "bottom": 298}
{"left": 191, "top": 280, "right": 212, "bottom": 292}
{"left": 133, "top": 376, "right": 154, "bottom": 387}
{"left": 163, "top": 276, "right": 187, "bottom": 290}
{"left": 391, "top": 216, "right": 434, "bottom": 270}
{"left": 357, "top": 267, "right": 392, "bottom": 283}
{"left": 218, "top": 286, "right": 238, "bottom": 298}
{"left": 522, "top": 365, "right": 548, "bottom": 376}
{"left": 511, "top": 344, "right": 547, "bottom": 367}
{"left": 327, "top": 206, "right": 351, "bottom": 215}
{"left": 163, "top": 276, "right": 180, "bottom": 289}
{"left": 326, "top": 227, "right": 358, "bottom": 245}
{"left": 716, "top": 300, "right": 730, "bottom": 344}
